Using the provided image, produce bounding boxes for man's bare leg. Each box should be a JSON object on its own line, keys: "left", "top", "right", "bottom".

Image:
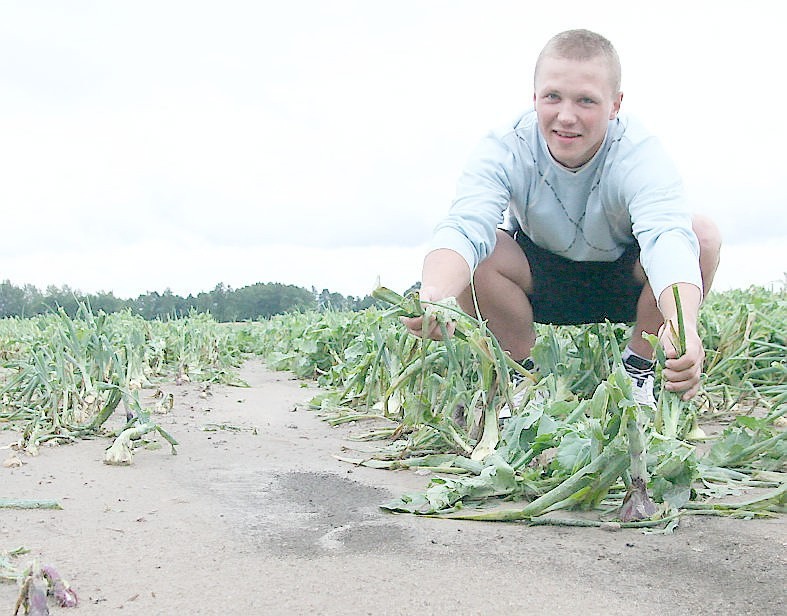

{"left": 455, "top": 216, "right": 721, "bottom": 364}
{"left": 457, "top": 230, "right": 536, "bottom": 361}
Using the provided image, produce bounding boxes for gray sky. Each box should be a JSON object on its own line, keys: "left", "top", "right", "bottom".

{"left": 1, "top": 1, "right": 784, "bottom": 298}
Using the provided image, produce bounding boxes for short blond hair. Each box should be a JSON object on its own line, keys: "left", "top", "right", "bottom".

{"left": 535, "top": 29, "right": 621, "bottom": 93}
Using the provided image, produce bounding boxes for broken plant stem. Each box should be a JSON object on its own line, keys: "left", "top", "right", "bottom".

{"left": 644, "top": 284, "right": 691, "bottom": 439}
{"left": 434, "top": 438, "right": 629, "bottom": 521}
{"left": 0, "top": 499, "right": 62, "bottom": 510}
{"left": 672, "top": 284, "right": 687, "bottom": 356}
{"left": 619, "top": 405, "right": 658, "bottom": 521}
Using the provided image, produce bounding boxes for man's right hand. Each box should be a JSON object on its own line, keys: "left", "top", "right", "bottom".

{"left": 401, "top": 249, "right": 472, "bottom": 339}
{"left": 399, "top": 286, "right": 457, "bottom": 340}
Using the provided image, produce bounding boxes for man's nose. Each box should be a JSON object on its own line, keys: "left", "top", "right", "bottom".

{"left": 556, "top": 103, "right": 577, "bottom": 124}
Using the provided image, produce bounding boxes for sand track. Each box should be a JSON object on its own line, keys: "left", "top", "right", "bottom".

{"left": 2, "top": 359, "right": 785, "bottom": 615}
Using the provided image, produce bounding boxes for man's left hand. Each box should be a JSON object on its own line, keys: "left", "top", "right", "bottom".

{"left": 660, "top": 326, "right": 704, "bottom": 400}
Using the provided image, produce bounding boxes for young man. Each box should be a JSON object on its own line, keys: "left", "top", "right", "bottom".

{"left": 402, "top": 29, "right": 722, "bottom": 407}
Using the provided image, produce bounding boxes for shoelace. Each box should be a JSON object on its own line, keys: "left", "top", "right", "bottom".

{"left": 623, "top": 356, "right": 655, "bottom": 387}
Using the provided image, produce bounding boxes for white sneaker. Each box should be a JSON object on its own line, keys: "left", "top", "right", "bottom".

{"left": 629, "top": 372, "right": 656, "bottom": 408}
{"left": 623, "top": 355, "right": 657, "bottom": 408}
{"left": 499, "top": 375, "right": 528, "bottom": 420}
{"left": 499, "top": 369, "right": 543, "bottom": 420}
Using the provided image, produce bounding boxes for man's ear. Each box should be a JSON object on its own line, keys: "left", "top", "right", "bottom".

{"left": 610, "top": 91, "right": 623, "bottom": 119}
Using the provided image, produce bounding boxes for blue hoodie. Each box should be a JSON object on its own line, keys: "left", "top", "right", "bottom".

{"left": 428, "top": 109, "right": 702, "bottom": 301}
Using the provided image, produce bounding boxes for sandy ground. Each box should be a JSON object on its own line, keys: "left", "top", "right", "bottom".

{"left": 2, "top": 358, "right": 785, "bottom": 616}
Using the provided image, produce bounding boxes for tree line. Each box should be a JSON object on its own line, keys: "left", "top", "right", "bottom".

{"left": 0, "top": 279, "right": 385, "bottom": 321}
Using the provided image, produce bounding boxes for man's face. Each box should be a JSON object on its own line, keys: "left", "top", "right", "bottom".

{"left": 534, "top": 54, "right": 622, "bottom": 168}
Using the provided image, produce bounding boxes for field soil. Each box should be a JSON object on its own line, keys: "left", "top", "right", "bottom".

{"left": 2, "top": 359, "right": 785, "bottom": 615}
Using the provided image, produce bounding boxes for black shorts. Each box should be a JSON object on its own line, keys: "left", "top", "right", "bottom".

{"left": 508, "top": 229, "right": 643, "bottom": 325}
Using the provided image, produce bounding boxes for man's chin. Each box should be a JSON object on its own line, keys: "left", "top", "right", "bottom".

{"left": 549, "top": 146, "right": 582, "bottom": 168}
{"left": 549, "top": 138, "right": 599, "bottom": 168}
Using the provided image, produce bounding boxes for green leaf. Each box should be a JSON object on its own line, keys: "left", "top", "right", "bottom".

{"left": 706, "top": 427, "right": 757, "bottom": 466}
{"left": 555, "top": 433, "right": 592, "bottom": 474}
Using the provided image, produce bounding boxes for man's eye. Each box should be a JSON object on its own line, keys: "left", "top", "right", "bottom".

{"left": 579, "top": 97, "right": 596, "bottom": 104}
{"left": 546, "top": 93, "right": 559, "bottom": 100}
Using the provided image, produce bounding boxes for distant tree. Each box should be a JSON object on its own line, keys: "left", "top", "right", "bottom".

{"left": 254, "top": 283, "right": 314, "bottom": 318}
{"left": 87, "top": 291, "right": 128, "bottom": 315}
{"left": 0, "top": 279, "right": 320, "bottom": 321}
{"left": 318, "top": 288, "right": 349, "bottom": 311}
{"left": 0, "top": 280, "right": 26, "bottom": 317}
{"left": 22, "top": 284, "right": 46, "bottom": 315}
{"left": 352, "top": 294, "right": 380, "bottom": 311}
{"left": 132, "top": 291, "right": 159, "bottom": 320}
{"left": 44, "top": 285, "right": 80, "bottom": 316}
{"left": 195, "top": 283, "right": 231, "bottom": 321}
{"left": 155, "top": 288, "right": 182, "bottom": 319}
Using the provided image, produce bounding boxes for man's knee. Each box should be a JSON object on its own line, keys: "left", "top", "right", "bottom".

{"left": 692, "top": 214, "right": 722, "bottom": 258}
{"left": 692, "top": 214, "right": 721, "bottom": 294}
{"left": 474, "top": 230, "right": 533, "bottom": 287}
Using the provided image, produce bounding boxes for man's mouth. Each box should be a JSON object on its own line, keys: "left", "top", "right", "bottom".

{"left": 554, "top": 130, "right": 581, "bottom": 138}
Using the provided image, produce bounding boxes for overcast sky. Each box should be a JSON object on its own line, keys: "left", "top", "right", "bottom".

{"left": 1, "top": 1, "right": 784, "bottom": 299}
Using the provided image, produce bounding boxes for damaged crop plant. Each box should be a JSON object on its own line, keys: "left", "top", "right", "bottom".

{"left": 0, "top": 305, "right": 256, "bottom": 612}
{"left": 0, "top": 283, "right": 784, "bottom": 535}
{"left": 260, "top": 283, "right": 786, "bottom": 531}
{"left": 0, "top": 306, "right": 248, "bottom": 465}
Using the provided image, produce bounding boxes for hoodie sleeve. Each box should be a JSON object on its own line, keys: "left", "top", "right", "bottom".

{"left": 614, "top": 135, "right": 702, "bottom": 301}
{"left": 427, "top": 130, "right": 518, "bottom": 272}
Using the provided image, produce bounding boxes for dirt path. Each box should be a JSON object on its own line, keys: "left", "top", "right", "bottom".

{"left": 2, "top": 359, "right": 785, "bottom": 615}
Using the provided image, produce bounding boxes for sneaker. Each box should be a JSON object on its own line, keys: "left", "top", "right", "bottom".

{"left": 499, "top": 372, "right": 527, "bottom": 420}
{"left": 499, "top": 359, "right": 538, "bottom": 421}
{"left": 623, "top": 354, "right": 657, "bottom": 408}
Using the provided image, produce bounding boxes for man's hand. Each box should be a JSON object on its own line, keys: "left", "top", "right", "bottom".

{"left": 399, "top": 286, "right": 456, "bottom": 340}
{"left": 401, "top": 249, "right": 471, "bottom": 340}
{"left": 659, "top": 322, "right": 704, "bottom": 400}
{"left": 656, "top": 282, "right": 705, "bottom": 400}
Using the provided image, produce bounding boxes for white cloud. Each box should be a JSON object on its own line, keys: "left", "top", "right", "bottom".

{"left": 0, "top": 1, "right": 784, "bottom": 297}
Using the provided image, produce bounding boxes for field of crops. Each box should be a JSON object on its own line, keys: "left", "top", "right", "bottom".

{"left": 1, "top": 286, "right": 785, "bottom": 526}
{"left": 0, "top": 307, "right": 252, "bottom": 466}
{"left": 254, "top": 284, "right": 786, "bottom": 529}
{"left": 1, "top": 285, "right": 785, "bottom": 609}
